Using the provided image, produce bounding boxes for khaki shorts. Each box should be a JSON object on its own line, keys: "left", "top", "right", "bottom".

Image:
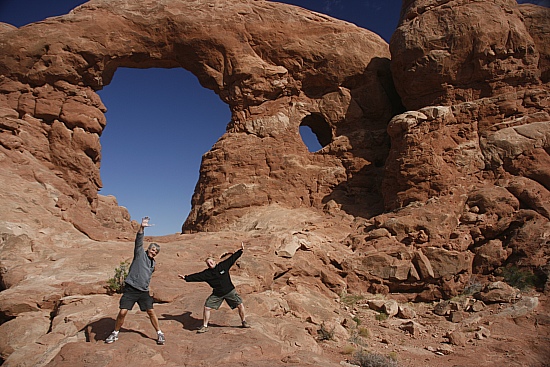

{"left": 205, "top": 289, "right": 242, "bottom": 310}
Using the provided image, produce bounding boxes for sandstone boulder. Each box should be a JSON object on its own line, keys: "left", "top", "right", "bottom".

{"left": 391, "top": 0, "right": 540, "bottom": 110}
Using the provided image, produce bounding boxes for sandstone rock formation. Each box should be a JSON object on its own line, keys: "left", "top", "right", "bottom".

{"left": 0, "top": 0, "right": 549, "bottom": 366}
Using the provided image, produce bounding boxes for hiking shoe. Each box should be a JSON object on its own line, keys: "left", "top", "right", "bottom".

{"left": 156, "top": 332, "right": 165, "bottom": 345}
{"left": 105, "top": 331, "right": 119, "bottom": 344}
{"left": 197, "top": 325, "right": 208, "bottom": 333}
{"left": 241, "top": 321, "right": 251, "bottom": 328}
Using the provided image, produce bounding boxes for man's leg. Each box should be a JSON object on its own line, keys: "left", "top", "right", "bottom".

{"left": 106, "top": 308, "right": 128, "bottom": 343}
{"left": 237, "top": 303, "right": 246, "bottom": 323}
{"left": 146, "top": 309, "right": 161, "bottom": 332}
{"left": 196, "top": 306, "right": 212, "bottom": 333}
{"left": 237, "top": 303, "right": 251, "bottom": 327}
{"left": 115, "top": 308, "right": 128, "bottom": 331}
{"left": 146, "top": 309, "right": 165, "bottom": 345}
{"left": 203, "top": 306, "right": 212, "bottom": 327}
{"left": 198, "top": 294, "right": 222, "bottom": 333}
{"left": 225, "top": 290, "right": 250, "bottom": 328}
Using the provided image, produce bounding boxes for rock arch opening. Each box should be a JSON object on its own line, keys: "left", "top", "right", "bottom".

{"left": 97, "top": 67, "right": 230, "bottom": 236}
{"left": 299, "top": 113, "right": 332, "bottom": 152}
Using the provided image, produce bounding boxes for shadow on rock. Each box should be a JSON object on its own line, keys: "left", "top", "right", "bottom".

{"left": 85, "top": 318, "right": 150, "bottom": 342}
{"left": 160, "top": 311, "right": 203, "bottom": 331}
{"left": 85, "top": 318, "right": 115, "bottom": 342}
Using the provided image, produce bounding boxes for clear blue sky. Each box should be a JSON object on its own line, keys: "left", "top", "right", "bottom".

{"left": 1, "top": 0, "right": 546, "bottom": 235}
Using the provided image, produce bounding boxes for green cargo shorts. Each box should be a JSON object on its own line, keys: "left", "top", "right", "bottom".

{"left": 205, "top": 289, "right": 242, "bottom": 310}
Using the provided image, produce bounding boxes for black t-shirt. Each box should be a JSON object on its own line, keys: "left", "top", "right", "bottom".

{"left": 185, "top": 249, "right": 242, "bottom": 296}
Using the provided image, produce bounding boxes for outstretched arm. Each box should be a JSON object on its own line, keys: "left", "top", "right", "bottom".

{"left": 179, "top": 269, "right": 213, "bottom": 282}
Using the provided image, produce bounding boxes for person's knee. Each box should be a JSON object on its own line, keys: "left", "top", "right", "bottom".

{"left": 118, "top": 309, "right": 129, "bottom": 317}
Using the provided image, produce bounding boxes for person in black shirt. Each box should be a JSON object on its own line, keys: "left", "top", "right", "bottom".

{"left": 178, "top": 242, "right": 251, "bottom": 333}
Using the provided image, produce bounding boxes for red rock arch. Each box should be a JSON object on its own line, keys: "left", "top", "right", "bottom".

{"left": 0, "top": 0, "right": 394, "bottom": 237}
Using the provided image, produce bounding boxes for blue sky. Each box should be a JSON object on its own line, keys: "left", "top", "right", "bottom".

{"left": 0, "top": 0, "right": 545, "bottom": 235}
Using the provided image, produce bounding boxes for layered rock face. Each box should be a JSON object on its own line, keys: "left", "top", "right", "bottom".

{"left": 357, "top": 0, "right": 550, "bottom": 300}
{"left": 0, "top": 0, "right": 549, "bottom": 366}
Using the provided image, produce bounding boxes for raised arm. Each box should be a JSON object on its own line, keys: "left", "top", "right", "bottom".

{"left": 135, "top": 216, "right": 153, "bottom": 251}
{"left": 138, "top": 216, "right": 153, "bottom": 233}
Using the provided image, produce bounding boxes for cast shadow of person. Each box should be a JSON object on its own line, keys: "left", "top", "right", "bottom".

{"left": 160, "top": 311, "right": 223, "bottom": 331}
{"left": 85, "top": 317, "right": 149, "bottom": 342}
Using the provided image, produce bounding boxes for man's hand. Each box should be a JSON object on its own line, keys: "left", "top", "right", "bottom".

{"left": 141, "top": 216, "right": 153, "bottom": 227}
{"left": 178, "top": 274, "right": 186, "bottom": 280}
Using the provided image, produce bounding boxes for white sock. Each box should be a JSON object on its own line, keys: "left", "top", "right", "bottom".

{"left": 112, "top": 330, "right": 119, "bottom": 335}
{"left": 157, "top": 330, "right": 163, "bottom": 334}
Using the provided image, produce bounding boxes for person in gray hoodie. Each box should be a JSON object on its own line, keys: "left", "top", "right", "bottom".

{"left": 105, "top": 217, "right": 165, "bottom": 345}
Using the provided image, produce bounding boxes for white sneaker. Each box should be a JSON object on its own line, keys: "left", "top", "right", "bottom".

{"left": 157, "top": 332, "right": 165, "bottom": 345}
{"left": 105, "top": 331, "right": 118, "bottom": 344}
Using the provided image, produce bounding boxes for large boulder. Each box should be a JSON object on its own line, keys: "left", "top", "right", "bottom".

{"left": 390, "top": 0, "right": 541, "bottom": 110}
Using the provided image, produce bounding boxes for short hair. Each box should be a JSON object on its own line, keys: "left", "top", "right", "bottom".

{"left": 148, "top": 243, "right": 160, "bottom": 253}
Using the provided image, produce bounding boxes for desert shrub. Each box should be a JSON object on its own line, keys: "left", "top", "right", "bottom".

{"left": 353, "top": 316, "right": 361, "bottom": 326}
{"left": 317, "top": 322, "right": 335, "bottom": 341}
{"left": 375, "top": 311, "right": 388, "bottom": 321}
{"left": 348, "top": 334, "right": 366, "bottom": 348}
{"left": 358, "top": 327, "right": 370, "bottom": 338}
{"left": 340, "top": 291, "right": 364, "bottom": 306}
{"left": 501, "top": 266, "right": 537, "bottom": 290}
{"left": 462, "top": 276, "right": 483, "bottom": 295}
{"left": 342, "top": 344, "right": 356, "bottom": 355}
{"left": 353, "top": 350, "right": 400, "bottom": 367}
{"left": 107, "top": 261, "right": 130, "bottom": 294}
{"left": 348, "top": 328, "right": 370, "bottom": 348}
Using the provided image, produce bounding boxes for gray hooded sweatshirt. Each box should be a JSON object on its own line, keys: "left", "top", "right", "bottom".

{"left": 124, "top": 232, "right": 155, "bottom": 291}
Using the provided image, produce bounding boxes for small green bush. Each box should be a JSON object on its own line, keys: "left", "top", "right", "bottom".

{"left": 353, "top": 316, "right": 362, "bottom": 326}
{"left": 353, "top": 350, "right": 400, "bottom": 367}
{"left": 501, "top": 266, "right": 537, "bottom": 291}
{"left": 375, "top": 311, "right": 389, "bottom": 321}
{"left": 107, "top": 260, "right": 130, "bottom": 294}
